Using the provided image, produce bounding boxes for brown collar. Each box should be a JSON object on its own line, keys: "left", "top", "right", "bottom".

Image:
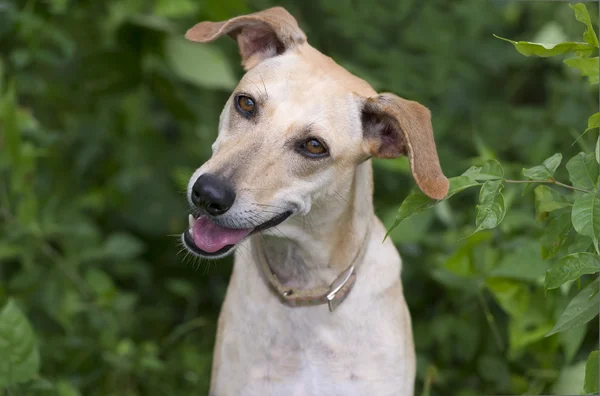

{"left": 252, "top": 225, "right": 371, "bottom": 312}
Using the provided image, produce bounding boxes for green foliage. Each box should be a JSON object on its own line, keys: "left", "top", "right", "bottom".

{"left": 164, "top": 36, "right": 237, "bottom": 90}
{"left": 546, "top": 279, "right": 599, "bottom": 336}
{"left": 567, "top": 152, "right": 600, "bottom": 191}
{"left": 571, "top": 3, "right": 599, "bottom": 47}
{"left": 523, "top": 153, "right": 562, "bottom": 180}
{"left": 534, "top": 186, "right": 570, "bottom": 215}
{"left": 563, "top": 56, "right": 599, "bottom": 84}
{"left": 571, "top": 192, "right": 600, "bottom": 252}
{"left": 584, "top": 350, "right": 599, "bottom": 394}
{"left": 474, "top": 180, "right": 506, "bottom": 233}
{"left": 464, "top": 159, "right": 504, "bottom": 181}
{"left": 541, "top": 211, "right": 573, "bottom": 260}
{"left": 0, "top": 1, "right": 598, "bottom": 395}
{"left": 587, "top": 112, "right": 600, "bottom": 136}
{"left": 389, "top": 2, "right": 599, "bottom": 394}
{"left": 386, "top": 175, "right": 482, "bottom": 236}
{"left": 0, "top": 300, "right": 40, "bottom": 387}
{"left": 492, "top": 35, "right": 595, "bottom": 58}
{"left": 545, "top": 253, "right": 600, "bottom": 289}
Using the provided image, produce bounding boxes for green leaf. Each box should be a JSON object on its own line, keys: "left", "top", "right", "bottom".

{"left": 596, "top": 134, "right": 600, "bottom": 164}
{"left": 430, "top": 268, "right": 480, "bottom": 292}
{"left": 474, "top": 180, "right": 506, "bottom": 233}
{"left": 566, "top": 152, "right": 599, "bottom": 191}
{"left": 441, "top": 233, "right": 493, "bottom": 279}
{"left": 0, "top": 243, "right": 21, "bottom": 261}
{"left": 164, "top": 36, "right": 236, "bottom": 90}
{"left": 490, "top": 242, "right": 550, "bottom": 282}
{"left": 534, "top": 185, "right": 571, "bottom": 215}
{"left": 493, "top": 34, "right": 595, "bottom": 57}
{"left": 443, "top": 250, "right": 472, "bottom": 278}
{"left": 446, "top": 175, "right": 482, "bottom": 198}
{"left": 56, "top": 380, "right": 83, "bottom": 396}
{"left": 373, "top": 157, "right": 410, "bottom": 174}
{"left": 165, "top": 278, "right": 196, "bottom": 298}
{"left": 584, "top": 350, "right": 599, "bottom": 394}
{"left": 386, "top": 175, "right": 481, "bottom": 236}
{"left": 522, "top": 153, "right": 562, "bottom": 180}
{"left": 85, "top": 268, "right": 116, "bottom": 297}
{"left": 541, "top": 211, "right": 573, "bottom": 259}
{"left": 153, "top": 0, "right": 198, "bottom": 18}
{"left": 387, "top": 210, "right": 433, "bottom": 245}
{"left": 476, "top": 355, "right": 511, "bottom": 386}
{"left": 582, "top": 112, "right": 600, "bottom": 140}
{"left": 506, "top": 289, "right": 556, "bottom": 358}
{"left": 128, "top": 14, "right": 179, "bottom": 34}
{"left": 203, "top": 0, "right": 249, "bottom": 21}
{"left": 569, "top": 234, "right": 594, "bottom": 254}
{"left": 564, "top": 57, "right": 599, "bottom": 84}
{"left": 486, "top": 278, "right": 530, "bottom": 317}
{"left": 462, "top": 159, "right": 504, "bottom": 181}
{"left": 588, "top": 112, "right": 600, "bottom": 133}
{"left": 560, "top": 325, "right": 587, "bottom": 364}
{"left": 571, "top": 191, "right": 600, "bottom": 252}
{"left": 508, "top": 318, "right": 554, "bottom": 359}
{"left": 386, "top": 189, "right": 435, "bottom": 236}
{"left": 552, "top": 360, "right": 588, "bottom": 396}
{"left": 102, "top": 233, "right": 145, "bottom": 260}
{"left": 0, "top": 300, "right": 40, "bottom": 387}
{"left": 545, "top": 253, "right": 600, "bottom": 289}
{"left": 570, "top": 3, "right": 599, "bottom": 47}
{"left": 546, "top": 278, "right": 599, "bottom": 336}
{"left": 0, "top": 81, "right": 20, "bottom": 168}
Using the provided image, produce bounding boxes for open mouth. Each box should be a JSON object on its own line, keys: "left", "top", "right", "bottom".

{"left": 182, "top": 210, "right": 292, "bottom": 257}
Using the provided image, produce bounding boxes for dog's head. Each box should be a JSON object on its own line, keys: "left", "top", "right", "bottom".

{"left": 182, "top": 7, "right": 448, "bottom": 258}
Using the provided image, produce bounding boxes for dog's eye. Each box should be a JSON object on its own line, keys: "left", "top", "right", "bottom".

{"left": 235, "top": 95, "right": 256, "bottom": 117}
{"left": 298, "top": 138, "right": 328, "bottom": 158}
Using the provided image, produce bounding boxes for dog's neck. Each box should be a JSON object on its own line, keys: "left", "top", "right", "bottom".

{"left": 257, "top": 160, "right": 374, "bottom": 290}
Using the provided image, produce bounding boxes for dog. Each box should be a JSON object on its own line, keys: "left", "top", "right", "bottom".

{"left": 181, "top": 7, "right": 449, "bottom": 396}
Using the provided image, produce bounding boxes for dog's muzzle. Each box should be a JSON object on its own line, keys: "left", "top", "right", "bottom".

{"left": 182, "top": 210, "right": 293, "bottom": 258}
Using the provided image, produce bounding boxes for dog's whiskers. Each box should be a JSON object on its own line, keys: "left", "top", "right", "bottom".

{"left": 250, "top": 202, "right": 287, "bottom": 209}
{"left": 238, "top": 187, "right": 284, "bottom": 192}
{"left": 251, "top": 212, "right": 289, "bottom": 240}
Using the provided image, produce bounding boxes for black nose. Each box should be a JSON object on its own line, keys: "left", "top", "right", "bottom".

{"left": 191, "top": 174, "right": 236, "bottom": 216}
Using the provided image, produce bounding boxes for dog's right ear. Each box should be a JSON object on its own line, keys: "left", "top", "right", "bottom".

{"left": 185, "top": 7, "right": 306, "bottom": 70}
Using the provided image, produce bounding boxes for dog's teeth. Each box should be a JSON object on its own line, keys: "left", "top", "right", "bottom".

{"left": 188, "top": 214, "right": 195, "bottom": 228}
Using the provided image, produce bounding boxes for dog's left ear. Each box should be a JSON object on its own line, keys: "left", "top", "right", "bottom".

{"left": 185, "top": 7, "right": 306, "bottom": 70}
{"left": 362, "top": 93, "right": 449, "bottom": 200}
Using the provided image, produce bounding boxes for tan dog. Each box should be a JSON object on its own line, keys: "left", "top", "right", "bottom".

{"left": 181, "top": 7, "right": 448, "bottom": 396}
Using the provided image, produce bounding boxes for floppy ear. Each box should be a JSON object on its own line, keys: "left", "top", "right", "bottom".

{"left": 185, "top": 7, "right": 306, "bottom": 70}
{"left": 362, "top": 93, "right": 449, "bottom": 200}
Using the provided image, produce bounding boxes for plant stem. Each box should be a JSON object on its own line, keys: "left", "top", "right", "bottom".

{"left": 478, "top": 290, "right": 504, "bottom": 351}
{"left": 503, "top": 179, "right": 592, "bottom": 194}
{"left": 420, "top": 365, "right": 436, "bottom": 396}
{"left": 553, "top": 180, "right": 591, "bottom": 193}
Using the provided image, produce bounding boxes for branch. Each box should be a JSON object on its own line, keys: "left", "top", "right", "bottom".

{"left": 503, "top": 179, "right": 592, "bottom": 194}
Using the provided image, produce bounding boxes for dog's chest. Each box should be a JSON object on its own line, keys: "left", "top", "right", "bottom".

{"left": 212, "top": 290, "right": 413, "bottom": 395}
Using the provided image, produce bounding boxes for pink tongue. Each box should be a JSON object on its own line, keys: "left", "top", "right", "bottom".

{"left": 192, "top": 216, "right": 252, "bottom": 253}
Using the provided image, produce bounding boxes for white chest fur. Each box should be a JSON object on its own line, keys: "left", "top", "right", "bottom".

{"left": 210, "top": 230, "right": 416, "bottom": 396}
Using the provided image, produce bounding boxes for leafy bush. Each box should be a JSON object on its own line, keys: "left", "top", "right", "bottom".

{"left": 0, "top": 1, "right": 598, "bottom": 395}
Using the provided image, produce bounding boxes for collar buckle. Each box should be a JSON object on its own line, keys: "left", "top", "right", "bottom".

{"left": 326, "top": 265, "right": 356, "bottom": 312}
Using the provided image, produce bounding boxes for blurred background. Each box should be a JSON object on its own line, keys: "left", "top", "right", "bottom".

{"left": 0, "top": 0, "right": 598, "bottom": 395}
